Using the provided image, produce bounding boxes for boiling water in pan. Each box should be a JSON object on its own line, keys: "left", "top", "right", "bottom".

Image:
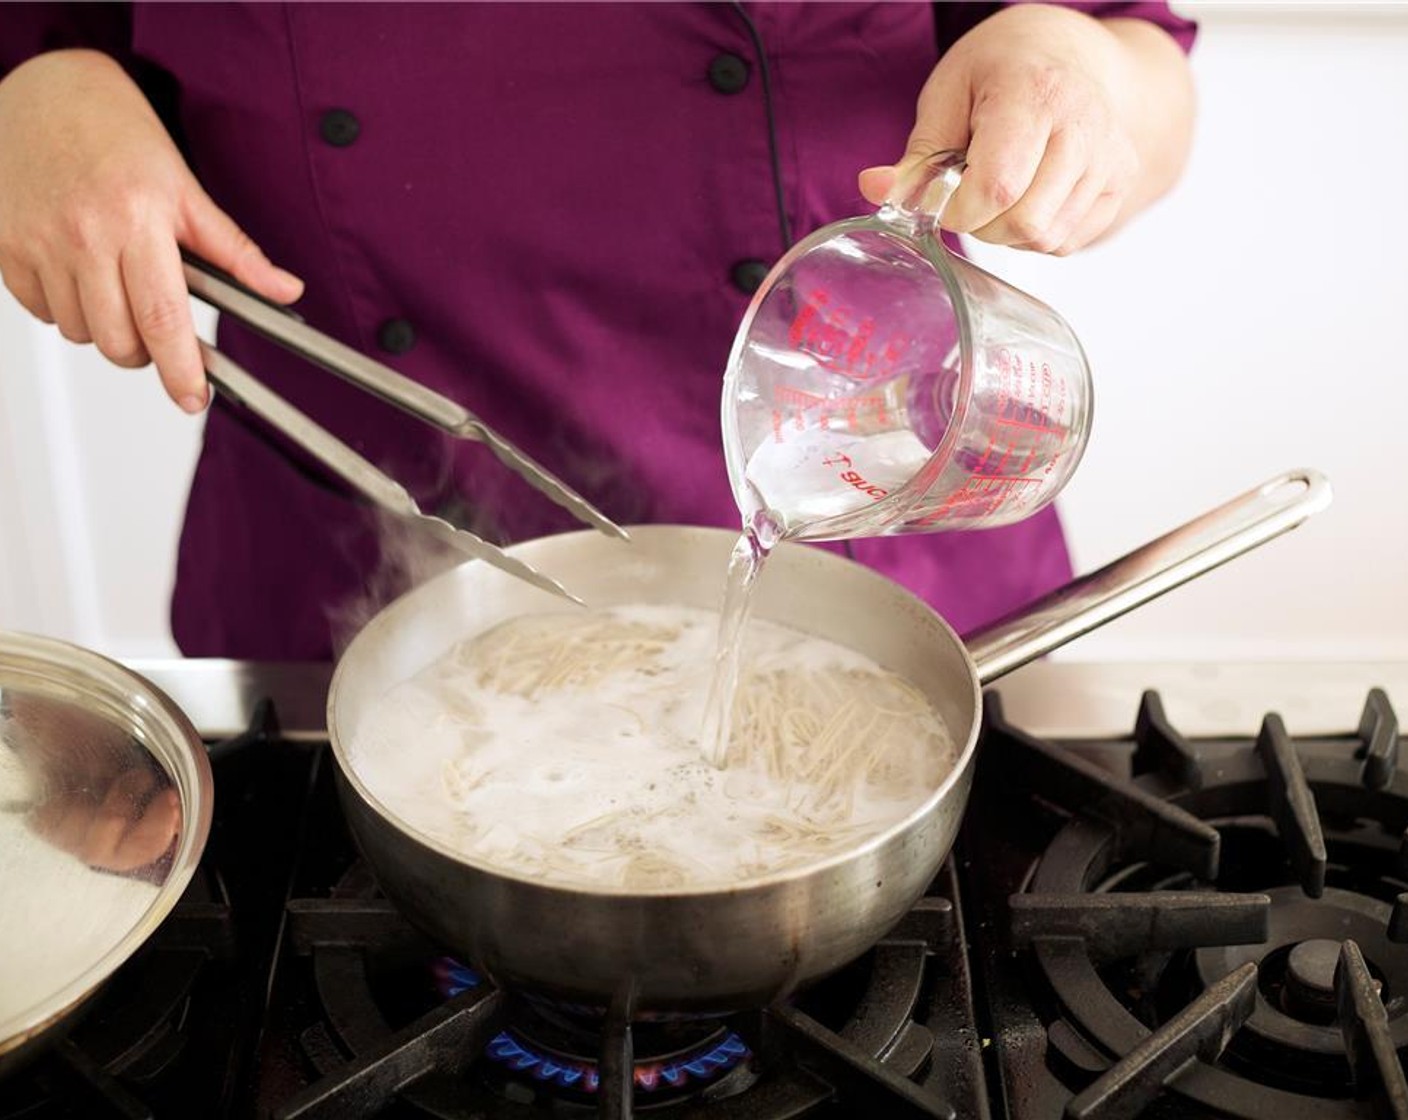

{"left": 347, "top": 605, "right": 955, "bottom": 891}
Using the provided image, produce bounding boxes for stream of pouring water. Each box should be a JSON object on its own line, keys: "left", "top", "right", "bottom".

{"left": 699, "top": 509, "right": 783, "bottom": 769}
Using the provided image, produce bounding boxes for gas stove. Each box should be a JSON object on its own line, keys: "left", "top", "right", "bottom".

{"left": 3, "top": 660, "right": 1407, "bottom": 1119}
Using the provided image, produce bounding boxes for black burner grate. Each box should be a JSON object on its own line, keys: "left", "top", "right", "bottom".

{"left": 967, "top": 689, "right": 1408, "bottom": 1120}
{"left": 260, "top": 796, "right": 982, "bottom": 1120}
{"left": 1, "top": 696, "right": 337, "bottom": 1120}
{"left": 0, "top": 698, "right": 298, "bottom": 1120}
{"left": 19, "top": 679, "right": 1403, "bottom": 1120}
{"left": 0, "top": 871, "right": 232, "bottom": 1120}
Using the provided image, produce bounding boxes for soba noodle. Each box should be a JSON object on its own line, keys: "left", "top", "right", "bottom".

{"left": 347, "top": 605, "right": 955, "bottom": 891}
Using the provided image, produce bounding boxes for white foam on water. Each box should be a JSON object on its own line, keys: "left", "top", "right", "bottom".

{"left": 346, "top": 605, "right": 956, "bottom": 891}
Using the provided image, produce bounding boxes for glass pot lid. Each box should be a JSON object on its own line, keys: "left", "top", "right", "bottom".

{"left": 0, "top": 632, "right": 212, "bottom": 1056}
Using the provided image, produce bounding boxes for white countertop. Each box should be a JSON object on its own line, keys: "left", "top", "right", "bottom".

{"left": 993, "top": 659, "right": 1408, "bottom": 737}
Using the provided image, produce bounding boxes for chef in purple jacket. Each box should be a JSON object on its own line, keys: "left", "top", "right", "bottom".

{"left": 0, "top": 3, "right": 1196, "bottom": 662}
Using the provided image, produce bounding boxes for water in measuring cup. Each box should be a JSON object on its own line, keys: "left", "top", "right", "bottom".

{"left": 732, "top": 353, "right": 961, "bottom": 538}
{"left": 732, "top": 327, "right": 1079, "bottom": 537}
{"left": 740, "top": 426, "right": 929, "bottom": 530}
{"left": 725, "top": 239, "right": 965, "bottom": 540}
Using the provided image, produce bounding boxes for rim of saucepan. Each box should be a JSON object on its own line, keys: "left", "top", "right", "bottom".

{"left": 327, "top": 524, "right": 983, "bottom": 900}
{"left": 720, "top": 214, "right": 976, "bottom": 539}
{"left": 0, "top": 632, "right": 213, "bottom": 1056}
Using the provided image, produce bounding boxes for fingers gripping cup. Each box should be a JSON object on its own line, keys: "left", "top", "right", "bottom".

{"left": 722, "top": 151, "right": 1093, "bottom": 543}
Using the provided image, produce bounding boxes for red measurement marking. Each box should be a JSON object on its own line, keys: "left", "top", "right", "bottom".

{"left": 968, "top": 475, "right": 1041, "bottom": 487}
{"left": 843, "top": 395, "right": 889, "bottom": 426}
{"left": 774, "top": 384, "right": 828, "bottom": 409}
{"left": 972, "top": 444, "right": 993, "bottom": 474}
{"left": 996, "top": 415, "right": 1062, "bottom": 435}
{"left": 1038, "top": 362, "right": 1055, "bottom": 420}
{"left": 787, "top": 288, "right": 912, "bottom": 384}
{"left": 910, "top": 474, "right": 1040, "bottom": 526}
{"left": 837, "top": 468, "right": 888, "bottom": 501}
{"left": 772, "top": 383, "right": 890, "bottom": 437}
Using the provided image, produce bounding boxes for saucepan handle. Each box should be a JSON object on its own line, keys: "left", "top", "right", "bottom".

{"left": 966, "top": 469, "right": 1333, "bottom": 685}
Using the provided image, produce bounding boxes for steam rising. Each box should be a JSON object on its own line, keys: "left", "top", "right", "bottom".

{"left": 326, "top": 505, "right": 468, "bottom": 658}
{"left": 323, "top": 430, "right": 632, "bottom": 657}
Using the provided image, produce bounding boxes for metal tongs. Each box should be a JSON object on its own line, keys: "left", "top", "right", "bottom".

{"left": 183, "top": 255, "right": 627, "bottom": 605}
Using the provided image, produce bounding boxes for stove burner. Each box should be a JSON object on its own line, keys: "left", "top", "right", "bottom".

{"left": 273, "top": 851, "right": 966, "bottom": 1119}
{"left": 1193, "top": 884, "right": 1406, "bottom": 1066}
{"left": 988, "top": 689, "right": 1408, "bottom": 1120}
{"left": 1284, "top": 938, "right": 1345, "bottom": 1021}
{"left": 431, "top": 956, "right": 750, "bottom": 1096}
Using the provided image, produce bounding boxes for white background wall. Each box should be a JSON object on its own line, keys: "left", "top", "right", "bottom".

{"left": 965, "top": 1, "right": 1408, "bottom": 659}
{"left": 0, "top": 3, "right": 1404, "bottom": 661}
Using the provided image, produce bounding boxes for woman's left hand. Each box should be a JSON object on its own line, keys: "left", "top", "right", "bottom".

{"left": 859, "top": 4, "right": 1194, "bottom": 256}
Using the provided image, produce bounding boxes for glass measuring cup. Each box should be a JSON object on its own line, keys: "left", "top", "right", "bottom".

{"left": 722, "top": 151, "right": 1093, "bottom": 543}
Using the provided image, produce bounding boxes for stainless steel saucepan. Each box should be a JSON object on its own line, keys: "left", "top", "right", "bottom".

{"left": 327, "top": 469, "right": 1330, "bottom": 1015}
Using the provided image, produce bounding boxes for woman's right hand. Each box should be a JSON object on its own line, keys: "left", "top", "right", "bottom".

{"left": 0, "top": 49, "right": 304, "bottom": 413}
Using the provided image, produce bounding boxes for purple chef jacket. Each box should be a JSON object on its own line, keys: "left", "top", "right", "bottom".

{"left": 3, "top": 3, "right": 1195, "bottom": 660}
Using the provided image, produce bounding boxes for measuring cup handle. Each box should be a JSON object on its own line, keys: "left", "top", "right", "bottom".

{"left": 884, "top": 150, "right": 968, "bottom": 234}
